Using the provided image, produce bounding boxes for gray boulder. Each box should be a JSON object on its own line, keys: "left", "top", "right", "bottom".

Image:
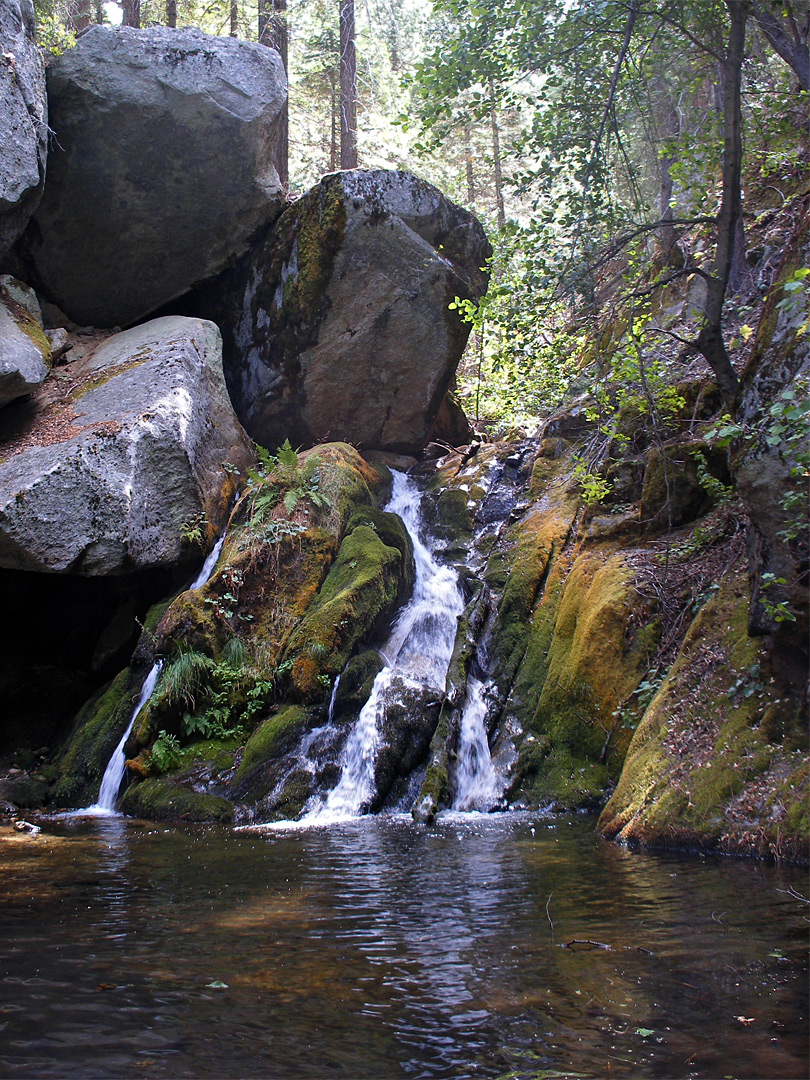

{"left": 200, "top": 169, "right": 491, "bottom": 454}
{"left": 0, "top": 315, "right": 254, "bottom": 574}
{"left": 23, "top": 26, "right": 287, "bottom": 328}
{"left": 0, "top": 274, "right": 49, "bottom": 407}
{"left": 0, "top": 0, "right": 47, "bottom": 258}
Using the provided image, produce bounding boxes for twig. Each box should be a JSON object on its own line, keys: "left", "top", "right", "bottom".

{"left": 546, "top": 892, "right": 554, "bottom": 939}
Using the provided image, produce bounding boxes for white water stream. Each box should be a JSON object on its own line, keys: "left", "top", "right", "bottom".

{"left": 452, "top": 676, "right": 505, "bottom": 811}
{"left": 302, "top": 470, "right": 466, "bottom": 823}
{"left": 80, "top": 528, "right": 227, "bottom": 815}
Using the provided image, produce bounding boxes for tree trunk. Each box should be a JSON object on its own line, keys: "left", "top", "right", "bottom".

{"left": 230, "top": 0, "right": 238, "bottom": 36}
{"left": 69, "top": 0, "right": 94, "bottom": 33}
{"left": 122, "top": 0, "right": 140, "bottom": 27}
{"left": 752, "top": 0, "right": 810, "bottom": 90}
{"left": 165, "top": 0, "right": 177, "bottom": 27}
{"left": 270, "top": 0, "right": 288, "bottom": 188}
{"left": 464, "top": 123, "right": 476, "bottom": 208}
{"left": 488, "top": 79, "right": 505, "bottom": 229}
{"left": 258, "top": 0, "right": 270, "bottom": 45}
{"left": 694, "top": 0, "right": 750, "bottom": 407}
{"left": 340, "top": 0, "right": 358, "bottom": 170}
{"left": 329, "top": 70, "right": 339, "bottom": 171}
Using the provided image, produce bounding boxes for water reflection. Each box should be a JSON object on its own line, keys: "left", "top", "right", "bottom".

{"left": 0, "top": 814, "right": 806, "bottom": 1079}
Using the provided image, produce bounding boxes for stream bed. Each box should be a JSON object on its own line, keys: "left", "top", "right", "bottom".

{"left": 0, "top": 813, "right": 807, "bottom": 1079}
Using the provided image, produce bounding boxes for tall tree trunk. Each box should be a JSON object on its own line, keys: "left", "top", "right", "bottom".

{"left": 464, "top": 123, "right": 476, "bottom": 208}
{"left": 258, "top": 0, "right": 270, "bottom": 45}
{"left": 694, "top": 0, "right": 750, "bottom": 407}
{"left": 270, "top": 0, "right": 289, "bottom": 188}
{"left": 340, "top": 0, "right": 358, "bottom": 169}
{"left": 653, "top": 76, "right": 680, "bottom": 263}
{"left": 329, "top": 70, "right": 339, "bottom": 171}
{"left": 165, "top": 0, "right": 177, "bottom": 27}
{"left": 752, "top": 0, "right": 810, "bottom": 89}
{"left": 230, "top": 0, "right": 238, "bottom": 36}
{"left": 69, "top": 0, "right": 94, "bottom": 32}
{"left": 488, "top": 79, "right": 505, "bottom": 229}
{"left": 122, "top": 0, "right": 140, "bottom": 27}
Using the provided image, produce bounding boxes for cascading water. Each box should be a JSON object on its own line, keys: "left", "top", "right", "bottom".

{"left": 81, "top": 528, "right": 227, "bottom": 815}
{"left": 84, "top": 659, "right": 164, "bottom": 814}
{"left": 451, "top": 676, "right": 505, "bottom": 811}
{"left": 188, "top": 532, "right": 227, "bottom": 590}
{"left": 302, "top": 471, "right": 465, "bottom": 823}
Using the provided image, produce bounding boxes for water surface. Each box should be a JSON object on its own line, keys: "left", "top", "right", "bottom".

{"left": 0, "top": 813, "right": 807, "bottom": 1079}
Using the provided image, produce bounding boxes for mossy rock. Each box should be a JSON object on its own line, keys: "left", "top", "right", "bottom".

{"left": 489, "top": 496, "right": 578, "bottom": 683}
{"left": 282, "top": 524, "right": 412, "bottom": 702}
{"left": 235, "top": 705, "right": 310, "bottom": 780}
{"left": 0, "top": 774, "right": 49, "bottom": 809}
{"left": 599, "top": 566, "right": 809, "bottom": 861}
{"left": 119, "top": 777, "right": 234, "bottom": 823}
{"left": 50, "top": 668, "right": 139, "bottom": 808}
{"left": 639, "top": 441, "right": 730, "bottom": 532}
{"left": 228, "top": 705, "right": 316, "bottom": 809}
{"left": 331, "top": 650, "right": 386, "bottom": 725}
{"left": 507, "top": 545, "right": 659, "bottom": 808}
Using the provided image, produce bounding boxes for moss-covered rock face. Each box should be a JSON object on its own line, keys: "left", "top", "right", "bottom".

{"left": 282, "top": 521, "right": 413, "bottom": 702}
{"left": 598, "top": 566, "right": 808, "bottom": 860}
{"left": 118, "top": 778, "right": 234, "bottom": 823}
{"left": 48, "top": 442, "right": 408, "bottom": 822}
{"left": 50, "top": 668, "right": 139, "bottom": 808}
{"left": 506, "top": 546, "right": 658, "bottom": 810}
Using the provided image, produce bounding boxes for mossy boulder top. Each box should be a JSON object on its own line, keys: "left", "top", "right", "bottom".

{"left": 0, "top": 0, "right": 47, "bottom": 259}
{"left": 0, "top": 275, "right": 50, "bottom": 407}
{"left": 204, "top": 169, "right": 491, "bottom": 455}
{"left": 20, "top": 25, "right": 287, "bottom": 327}
{"left": 0, "top": 315, "right": 252, "bottom": 574}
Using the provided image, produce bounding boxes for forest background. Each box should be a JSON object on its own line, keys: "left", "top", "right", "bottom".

{"left": 31, "top": 0, "right": 809, "bottom": 482}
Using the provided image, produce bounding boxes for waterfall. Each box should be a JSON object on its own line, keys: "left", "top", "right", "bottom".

{"left": 84, "top": 659, "right": 164, "bottom": 815}
{"left": 452, "top": 676, "right": 504, "bottom": 811}
{"left": 302, "top": 471, "right": 465, "bottom": 823}
{"left": 81, "top": 526, "right": 227, "bottom": 815}
{"left": 188, "top": 532, "right": 226, "bottom": 590}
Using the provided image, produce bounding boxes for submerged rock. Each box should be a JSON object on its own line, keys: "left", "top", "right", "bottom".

{"left": 0, "top": 275, "right": 50, "bottom": 406}
{"left": 22, "top": 26, "right": 287, "bottom": 327}
{"left": 0, "top": 0, "right": 47, "bottom": 259}
{"left": 199, "top": 169, "right": 491, "bottom": 454}
{"left": 0, "top": 315, "right": 252, "bottom": 573}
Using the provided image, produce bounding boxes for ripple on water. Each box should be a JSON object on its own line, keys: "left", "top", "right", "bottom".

{"left": 0, "top": 813, "right": 806, "bottom": 1080}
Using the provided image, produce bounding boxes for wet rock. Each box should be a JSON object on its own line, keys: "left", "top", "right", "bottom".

{"left": 199, "top": 169, "right": 491, "bottom": 454}
{"left": 0, "top": 315, "right": 252, "bottom": 573}
{"left": 22, "top": 26, "right": 287, "bottom": 327}
{"left": 0, "top": 0, "right": 47, "bottom": 259}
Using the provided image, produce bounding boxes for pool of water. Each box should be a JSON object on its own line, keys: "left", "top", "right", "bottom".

{"left": 0, "top": 812, "right": 807, "bottom": 1079}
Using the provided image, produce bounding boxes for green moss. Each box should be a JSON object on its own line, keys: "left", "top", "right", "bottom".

{"left": 281, "top": 523, "right": 411, "bottom": 702}
{"left": 0, "top": 282, "right": 51, "bottom": 364}
{"left": 50, "top": 669, "right": 137, "bottom": 808}
{"left": 118, "top": 778, "right": 234, "bottom": 823}
{"left": 235, "top": 705, "right": 309, "bottom": 779}
{"left": 491, "top": 499, "right": 577, "bottom": 681}
{"left": 413, "top": 755, "right": 450, "bottom": 823}
{"left": 599, "top": 567, "right": 809, "bottom": 861}
{"left": 505, "top": 544, "right": 659, "bottom": 809}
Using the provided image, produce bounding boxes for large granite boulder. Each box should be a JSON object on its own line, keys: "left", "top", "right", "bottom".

{"left": 0, "top": 315, "right": 253, "bottom": 573}
{"left": 199, "top": 169, "right": 491, "bottom": 454}
{"left": 0, "top": 0, "right": 47, "bottom": 258}
{"left": 0, "top": 275, "right": 49, "bottom": 406}
{"left": 21, "top": 26, "right": 287, "bottom": 328}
